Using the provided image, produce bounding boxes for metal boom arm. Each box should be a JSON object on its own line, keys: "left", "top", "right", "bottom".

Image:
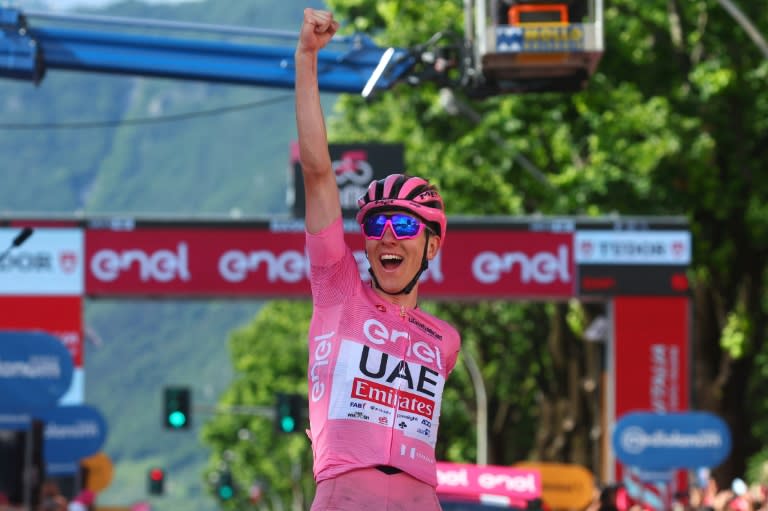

{"left": 0, "top": 7, "right": 416, "bottom": 94}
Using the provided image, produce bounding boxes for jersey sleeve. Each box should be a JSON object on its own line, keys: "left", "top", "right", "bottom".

{"left": 305, "top": 216, "right": 360, "bottom": 307}
{"left": 445, "top": 329, "right": 461, "bottom": 375}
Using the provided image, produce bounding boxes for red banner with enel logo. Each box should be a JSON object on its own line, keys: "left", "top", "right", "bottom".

{"left": 84, "top": 226, "right": 575, "bottom": 299}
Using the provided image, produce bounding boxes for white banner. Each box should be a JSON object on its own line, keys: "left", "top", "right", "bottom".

{"left": 0, "top": 228, "right": 84, "bottom": 295}
{"left": 575, "top": 231, "right": 690, "bottom": 265}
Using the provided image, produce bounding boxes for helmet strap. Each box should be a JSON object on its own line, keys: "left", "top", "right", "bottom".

{"left": 368, "top": 233, "right": 431, "bottom": 296}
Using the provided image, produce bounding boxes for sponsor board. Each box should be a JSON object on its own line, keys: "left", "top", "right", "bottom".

{"left": 437, "top": 461, "right": 541, "bottom": 502}
{"left": 515, "top": 461, "right": 594, "bottom": 509}
{"left": 0, "top": 331, "right": 74, "bottom": 410}
{"left": 0, "top": 228, "right": 83, "bottom": 295}
{"left": 622, "top": 466, "right": 670, "bottom": 511}
{"left": 0, "top": 220, "right": 692, "bottom": 300}
{"left": 40, "top": 404, "right": 108, "bottom": 464}
{"left": 578, "top": 265, "right": 689, "bottom": 296}
{"left": 613, "top": 297, "right": 689, "bottom": 417}
{"left": 575, "top": 231, "right": 690, "bottom": 265}
{"left": 611, "top": 297, "right": 690, "bottom": 493}
{"left": 613, "top": 411, "right": 731, "bottom": 470}
{"left": 81, "top": 452, "right": 114, "bottom": 492}
{"left": 0, "top": 410, "right": 32, "bottom": 430}
{"left": 495, "top": 24, "right": 586, "bottom": 52}
{"left": 329, "top": 340, "right": 443, "bottom": 447}
{"left": 59, "top": 368, "right": 85, "bottom": 406}
{"left": 84, "top": 227, "right": 575, "bottom": 298}
{"left": 0, "top": 296, "right": 84, "bottom": 404}
{"left": 0, "top": 296, "right": 83, "bottom": 367}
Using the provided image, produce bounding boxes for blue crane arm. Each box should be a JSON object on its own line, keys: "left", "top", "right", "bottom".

{"left": 0, "top": 7, "right": 416, "bottom": 94}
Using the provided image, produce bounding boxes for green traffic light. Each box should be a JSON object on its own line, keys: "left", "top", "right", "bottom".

{"left": 218, "top": 485, "right": 234, "bottom": 500}
{"left": 280, "top": 416, "right": 295, "bottom": 432}
{"left": 168, "top": 411, "right": 187, "bottom": 428}
{"left": 164, "top": 386, "right": 191, "bottom": 430}
{"left": 216, "top": 470, "right": 236, "bottom": 501}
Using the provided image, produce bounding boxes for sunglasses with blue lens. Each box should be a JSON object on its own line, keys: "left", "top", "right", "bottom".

{"left": 361, "top": 213, "right": 426, "bottom": 240}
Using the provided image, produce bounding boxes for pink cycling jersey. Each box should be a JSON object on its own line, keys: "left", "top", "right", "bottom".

{"left": 305, "top": 216, "right": 461, "bottom": 488}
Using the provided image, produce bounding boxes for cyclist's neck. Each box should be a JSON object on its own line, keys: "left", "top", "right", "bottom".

{"left": 370, "top": 284, "right": 419, "bottom": 312}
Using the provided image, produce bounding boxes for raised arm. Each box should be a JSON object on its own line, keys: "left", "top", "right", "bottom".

{"left": 295, "top": 8, "right": 342, "bottom": 234}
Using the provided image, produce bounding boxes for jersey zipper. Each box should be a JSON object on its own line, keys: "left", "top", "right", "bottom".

{"left": 388, "top": 304, "right": 411, "bottom": 464}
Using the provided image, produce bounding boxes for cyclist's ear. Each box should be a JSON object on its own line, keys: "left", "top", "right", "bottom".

{"left": 426, "top": 234, "right": 441, "bottom": 260}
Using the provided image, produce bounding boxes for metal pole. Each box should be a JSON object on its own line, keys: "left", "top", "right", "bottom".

{"left": 716, "top": 0, "right": 768, "bottom": 59}
{"left": 474, "top": 0, "right": 487, "bottom": 62}
{"left": 22, "top": 9, "right": 357, "bottom": 44}
{"left": 462, "top": 350, "right": 488, "bottom": 465}
{"left": 291, "top": 458, "right": 303, "bottom": 511}
{"left": 23, "top": 428, "right": 32, "bottom": 511}
{"left": 195, "top": 403, "right": 276, "bottom": 418}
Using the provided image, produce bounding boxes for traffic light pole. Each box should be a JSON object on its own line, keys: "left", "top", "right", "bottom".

{"left": 193, "top": 404, "right": 277, "bottom": 419}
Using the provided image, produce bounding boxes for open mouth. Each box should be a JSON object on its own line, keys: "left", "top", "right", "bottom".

{"left": 380, "top": 254, "right": 403, "bottom": 270}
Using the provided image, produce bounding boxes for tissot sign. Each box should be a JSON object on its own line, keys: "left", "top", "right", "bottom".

{"left": 575, "top": 231, "right": 691, "bottom": 265}
{"left": 84, "top": 223, "right": 575, "bottom": 298}
{"left": 575, "top": 230, "right": 691, "bottom": 297}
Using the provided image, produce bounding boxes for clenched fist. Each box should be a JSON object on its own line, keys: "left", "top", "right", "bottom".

{"left": 297, "top": 8, "right": 340, "bottom": 54}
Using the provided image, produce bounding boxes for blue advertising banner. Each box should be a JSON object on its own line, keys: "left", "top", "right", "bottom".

{"left": 41, "top": 405, "right": 108, "bottom": 464}
{"left": 0, "top": 331, "right": 74, "bottom": 410}
{"left": 46, "top": 460, "right": 81, "bottom": 476}
{"left": 0, "top": 409, "right": 32, "bottom": 430}
{"left": 613, "top": 411, "right": 731, "bottom": 470}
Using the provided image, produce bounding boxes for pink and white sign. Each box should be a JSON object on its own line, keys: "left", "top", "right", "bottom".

{"left": 436, "top": 461, "right": 541, "bottom": 503}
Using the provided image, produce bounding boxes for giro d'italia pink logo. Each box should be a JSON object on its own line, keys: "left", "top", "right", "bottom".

{"left": 59, "top": 251, "right": 78, "bottom": 274}
{"left": 579, "top": 240, "right": 593, "bottom": 258}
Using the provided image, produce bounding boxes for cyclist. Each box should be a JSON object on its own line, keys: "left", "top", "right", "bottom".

{"left": 296, "top": 8, "right": 462, "bottom": 511}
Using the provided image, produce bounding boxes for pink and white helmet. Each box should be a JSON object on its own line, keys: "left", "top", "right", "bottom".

{"left": 356, "top": 174, "right": 447, "bottom": 241}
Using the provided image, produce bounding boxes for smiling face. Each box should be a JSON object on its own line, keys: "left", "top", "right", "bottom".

{"left": 363, "top": 212, "right": 441, "bottom": 298}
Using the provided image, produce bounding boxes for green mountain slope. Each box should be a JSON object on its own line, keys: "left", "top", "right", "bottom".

{"left": 0, "top": 0, "right": 330, "bottom": 509}
{"left": 1, "top": 0, "right": 328, "bottom": 217}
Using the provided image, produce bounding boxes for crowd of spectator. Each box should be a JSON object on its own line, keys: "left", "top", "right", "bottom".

{"left": 0, "top": 480, "right": 95, "bottom": 511}
{"left": 38, "top": 481, "right": 95, "bottom": 511}
{"left": 587, "top": 476, "right": 768, "bottom": 511}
